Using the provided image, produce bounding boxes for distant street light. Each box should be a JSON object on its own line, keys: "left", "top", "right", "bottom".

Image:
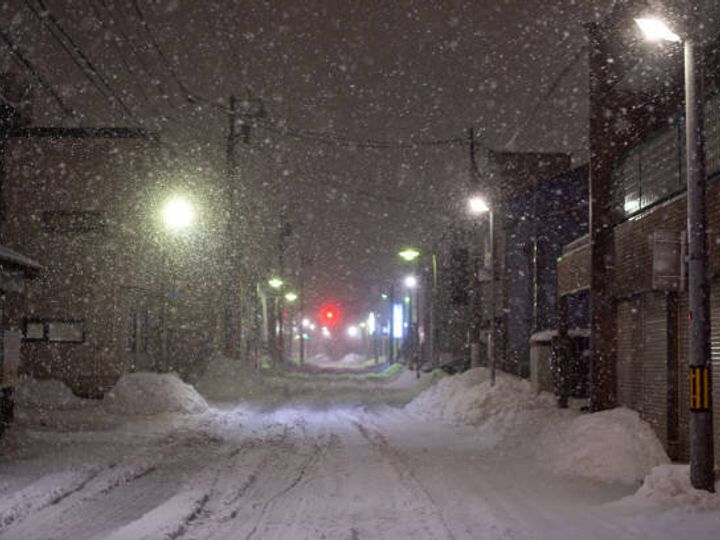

{"left": 468, "top": 195, "right": 490, "bottom": 216}
{"left": 285, "top": 291, "right": 298, "bottom": 302}
{"left": 268, "top": 277, "right": 284, "bottom": 289}
{"left": 347, "top": 325, "right": 359, "bottom": 338}
{"left": 162, "top": 196, "right": 194, "bottom": 232}
{"left": 404, "top": 274, "right": 418, "bottom": 289}
{"left": 636, "top": 14, "right": 714, "bottom": 492}
{"left": 398, "top": 247, "right": 421, "bottom": 262}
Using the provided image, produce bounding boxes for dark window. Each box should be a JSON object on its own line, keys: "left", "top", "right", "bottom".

{"left": 24, "top": 319, "right": 85, "bottom": 343}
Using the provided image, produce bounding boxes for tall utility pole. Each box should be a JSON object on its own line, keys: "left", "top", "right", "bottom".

{"left": 223, "top": 94, "right": 239, "bottom": 358}
{"left": 586, "top": 23, "right": 617, "bottom": 412}
{"left": 684, "top": 35, "right": 715, "bottom": 493}
{"left": 468, "top": 127, "right": 483, "bottom": 369}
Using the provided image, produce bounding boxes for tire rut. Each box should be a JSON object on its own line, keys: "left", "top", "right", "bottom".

{"left": 353, "top": 421, "right": 457, "bottom": 540}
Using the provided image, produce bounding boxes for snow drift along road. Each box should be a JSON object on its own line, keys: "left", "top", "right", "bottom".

{"left": 406, "top": 367, "right": 669, "bottom": 485}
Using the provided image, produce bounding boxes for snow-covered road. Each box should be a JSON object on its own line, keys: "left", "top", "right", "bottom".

{"left": 3, "top": 400, "right": 715, "bottom": 540}
{"left": 1, "top": 365, "right": 718, "bottom": 540}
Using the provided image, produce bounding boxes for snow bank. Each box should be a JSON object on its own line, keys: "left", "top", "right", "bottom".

{"left": 619, "top": 464, "right": 720, "bottom": 511}
{"left": 103, "top": 373, "right": 208, "bottom": 415}
{"left": 14, "top": 377, "right": 87, "bottom": 410}
{"left": 539, "top": 407, "right": 670, "bottom": 485}
{"left": 195, "top": 355, "right": 266, "bottom": 401}
{"left": 406, "top": 367, "right": 553, "bottom": 425}
{"left": 408, "top": 368, "right": 669, "bottom": 485}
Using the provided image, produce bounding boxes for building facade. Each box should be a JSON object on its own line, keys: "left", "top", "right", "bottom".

{"left": 557, "top": 1, "right": 720, "bottom": 461}
{"left": 1, "top": 131, "right": 225, "bottom": 396}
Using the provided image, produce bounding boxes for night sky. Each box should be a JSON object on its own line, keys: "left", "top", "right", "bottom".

{"left": 1, "top": 0, "right": 614, "bottom": 319}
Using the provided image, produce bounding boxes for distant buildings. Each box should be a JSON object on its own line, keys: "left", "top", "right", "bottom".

{"left": 431, "top": 151, "right": 588, "bottom": 378}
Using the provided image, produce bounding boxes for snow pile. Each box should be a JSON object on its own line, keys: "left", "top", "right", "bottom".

{"left": 195, "top": 354, "right": 266, "bottom": 401}
{"left": 540, "top": 407, "right": 670, "bottom": 485}
{"left": 103, "top": 372, "right": 208, "bottom": 415}
{"left": 14, "top": 377, "right": 87, "bottom": 410}
{"left": 406, "top": 367, "right": 553, "bottom": 425}
{"left": 621, "top": 464, "right": 720, "bottom": 511}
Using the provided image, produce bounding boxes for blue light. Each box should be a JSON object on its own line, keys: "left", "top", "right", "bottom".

{"left": 393, "top": 303, "right": 404, "bottom": 339}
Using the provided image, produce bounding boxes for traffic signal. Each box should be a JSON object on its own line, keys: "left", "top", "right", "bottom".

{"left": 319, "top": 304, "right": 341, "bottom": 328}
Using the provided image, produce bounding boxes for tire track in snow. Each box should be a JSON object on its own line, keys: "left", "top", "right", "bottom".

{"left": 352, "top": 421, "right": 458, "bottom": 540}
{"left": 0, "top": 431, "right": 232, "bottom": 540}
{"left": 0, "top": 467, "right": 101, "bottom": 532}
{"left": 242, "top": 431, "right": 338, "bottom": 540}
{"left": 159, "top": 417, "right": 300, "bottom": 540}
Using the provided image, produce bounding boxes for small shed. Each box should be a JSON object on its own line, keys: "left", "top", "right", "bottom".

{"left": 529, "top": 328, "right": 590, "bottom": 397}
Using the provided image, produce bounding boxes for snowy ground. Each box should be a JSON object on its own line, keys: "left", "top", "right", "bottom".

{"left": 0, "top": 365, "right": 718, "bottom": 540}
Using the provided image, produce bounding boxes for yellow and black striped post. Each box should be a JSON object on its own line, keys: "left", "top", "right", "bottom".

{"left": 690, "top": 366, "right": 711, "bottom": 411}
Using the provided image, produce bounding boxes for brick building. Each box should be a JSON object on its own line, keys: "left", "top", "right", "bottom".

{"left": 557, "top": 1, "right": 720, "bottom": 461}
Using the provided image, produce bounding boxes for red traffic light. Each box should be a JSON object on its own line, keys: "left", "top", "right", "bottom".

{"left": 319, "top": 303, "right": 341, "bottom": 328}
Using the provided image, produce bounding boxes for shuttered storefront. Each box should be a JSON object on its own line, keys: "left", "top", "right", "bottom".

{"left": 710, "top": 286, "right": 720, "bottom": 465}
{"left": 641, "top": 292, "right": 669, "bottom": 448}
{"left": 616, "top": 293, "right": 670, "bottom": 451}
{"left": 677, "top": 295, "right": 690, "bottom": 461}
{"left": 617, "top": 298, "right": 641, "bottom": 410}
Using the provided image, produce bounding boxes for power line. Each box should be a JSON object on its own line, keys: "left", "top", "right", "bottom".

{"left": 0, "top": 26, "right": 75, "bottom": 117}
{"left": 129, "top": 0, "right": 218, "bottom": 109}
{"left": 23, "top": 0, "right": 140, "bottom": 123}
{"left": 257, "top": 118, "right": 468, "bottom": 150}
{"left": 95, "top": 0, "right": 173, "bottom": 99}
{"left": 503, "top": 44, "right": 589, "bottom": 149}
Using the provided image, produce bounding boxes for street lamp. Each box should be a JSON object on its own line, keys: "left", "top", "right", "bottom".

{"left": 284, "top": 291, "right": 298, "bottom": 302}
{"left": 636, "top": 15, "right": 714, "bottom": 492}
{"left": 635, "top": 17, "right": 680, "bottom": 43}
{"left": 468, "top": 195, "right": 490, "bottom": 216}
{"left": 398, "top": 247, "right": 421, "bottom": 262}
{"left": 162, "top": 196, "right": 194, "bottom": 232}
{"left": 404, "top": 274, "right": 418, "bottom": 289}
{"left": 268, "top": 277, "right": 284, "bottom": 289}
{"left": 468, "top": 194, "right": 496, "bottom": 385}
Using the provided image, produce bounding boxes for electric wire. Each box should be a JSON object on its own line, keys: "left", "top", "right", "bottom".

{"left": 23, "top": 0, "right": 141, "bottom": 124}
{"left": 0, "top": 26, "right": 75, "bottom": 117}
{"left": 503, "top": 44, "right": 589, "bottom": 149}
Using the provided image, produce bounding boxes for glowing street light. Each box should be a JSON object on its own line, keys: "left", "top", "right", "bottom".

{"left": 302, "top": 318, "right": 311, "bottom": 328}
{"left": 468, "top": 195, "right": 490, "bottom": 215}
{"left": 398, "top": 247, "right": 421, "bottom": 262}
{"left": 635, "top": 17, "right": 681, "bottom": 43}
{"left": 404, "top": 275, "right": 418, "bottom": 289}
{"left": 162, "top": 196, "right": 194, "bottom": 232}
{"left": 285, "top": 291, "right": 298, "bottom": 302}
{"left": 347, "top": 325, "right": 359, "bottom": 338}
{"left": 268, "top": 277, "right": 284, "bottom": 289}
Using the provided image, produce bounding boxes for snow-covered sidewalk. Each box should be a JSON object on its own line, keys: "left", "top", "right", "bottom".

{"left": 0, "top": 367, "right": 717, "bottom": 540}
